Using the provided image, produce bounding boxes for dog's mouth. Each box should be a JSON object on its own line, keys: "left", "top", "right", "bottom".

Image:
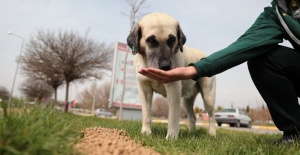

{"left": 146, "top": 49, "right": 174, "bottom": 71}
{"left": 159, "top": 61, "right": 172, "bottom": 71}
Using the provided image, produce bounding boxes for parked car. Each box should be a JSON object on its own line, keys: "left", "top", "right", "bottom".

{"left": 214, "top": 108, "right": 252, "bottom": 128}
{"left": 94, "top": 108, "right": 113, "bottom": 117}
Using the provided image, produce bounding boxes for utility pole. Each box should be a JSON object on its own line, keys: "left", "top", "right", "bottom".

{"left": 91, "top": 80, "right": 97, "bottom": 116}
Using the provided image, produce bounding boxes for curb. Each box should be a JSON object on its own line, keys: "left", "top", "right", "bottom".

{"left": 152, "top": 119, "right": 279, "bottom": 131}
{"left": 251, "top": 125, "right": 278, "bottom": 130}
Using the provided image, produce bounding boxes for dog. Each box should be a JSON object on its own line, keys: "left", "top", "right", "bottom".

{"left": 127, "top": 12, "right": 216, "bottom": 140}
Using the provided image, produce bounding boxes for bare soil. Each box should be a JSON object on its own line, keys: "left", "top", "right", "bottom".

{"left": 74, "top": 127, "right": 161, "bottom": 155}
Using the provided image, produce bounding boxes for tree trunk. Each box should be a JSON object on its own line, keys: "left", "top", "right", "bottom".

{"left": 64, "top": 81, "right": 70, "bottom": 113}
{"left": 54, "top": 87, "right": 57, "bottom": 102}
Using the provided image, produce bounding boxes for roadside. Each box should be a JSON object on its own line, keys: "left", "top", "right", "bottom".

{"left": 71, "top": 112, "right": 281, "bottom": 135}
{"left": 153, "top": 119, "right": 282, "bottom": 135}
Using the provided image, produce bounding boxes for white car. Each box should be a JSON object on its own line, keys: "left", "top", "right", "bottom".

{"left": 214, "top": 108, "right": 252, "bottom": 128}
{"left": 94, "top": 108, "right": 113, "bottom": 117}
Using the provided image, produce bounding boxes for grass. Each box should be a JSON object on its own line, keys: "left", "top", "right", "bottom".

{"left": 1, "top": 101, "right": 300, "bottom": 155}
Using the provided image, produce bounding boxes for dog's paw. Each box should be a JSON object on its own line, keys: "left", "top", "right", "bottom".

{"left": 208, "top": 124, "right": 216, "bottom": 137}
{"left": 165, "top": 133, "right": 178, "bottom": 140}
{"left": 209, "top": 129, "right": 216, "bottom": 137}
{"left": 189, "top": 124, "right": 196, "bottom": 132}
{"left": 141, "top": 128, "right": 152, "bottom": 135}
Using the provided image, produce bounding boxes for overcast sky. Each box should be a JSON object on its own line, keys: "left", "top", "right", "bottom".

{"left": 0, "top": 0, "right": 291, "bottom": 109}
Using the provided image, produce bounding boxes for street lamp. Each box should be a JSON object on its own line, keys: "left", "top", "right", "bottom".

{"left": 7, "top": 31, "right": 25, "bottom": 108}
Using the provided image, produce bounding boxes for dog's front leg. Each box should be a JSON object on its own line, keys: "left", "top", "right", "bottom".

{"left": 200, "top": 76, "right": 217, "bottom": 137}
{"left": 164, "top": 81, "right": 181, "bottom": 140}
{"left": 138, "top": 81, "right": 153, "bottom": 135}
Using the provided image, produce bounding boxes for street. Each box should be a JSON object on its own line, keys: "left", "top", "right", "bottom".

{"left": 153, "top": 119, "right": 282, "bottom": 135}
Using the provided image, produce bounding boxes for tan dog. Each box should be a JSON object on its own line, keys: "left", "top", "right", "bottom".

{"left": 127, "top": 13, "right": 216, "bottom": 140}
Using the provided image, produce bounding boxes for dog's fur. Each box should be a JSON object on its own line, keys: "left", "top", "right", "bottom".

{"left": 127, "top": 13, "right": 216, "bottom": 140}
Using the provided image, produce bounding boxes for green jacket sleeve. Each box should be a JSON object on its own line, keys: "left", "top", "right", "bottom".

{"left": 190, "top": 6, "right": 285, "bottom": 79}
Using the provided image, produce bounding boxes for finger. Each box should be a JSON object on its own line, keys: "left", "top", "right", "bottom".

{"left": 138, "top": 68, "right": 149, "bottom": 74}
{"left": 138, "top": 69, "right": 168, "bottom": 83}
{"left": 146, "top": 70, "right": 167, "bottom": 80}
{"left": 146, "top": 68, "right": 166, "bottom": 75}
{"left": 140, "top": 70, "right": 166, "bottom": 80}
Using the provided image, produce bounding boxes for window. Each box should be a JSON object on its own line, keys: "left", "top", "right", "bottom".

{"left": 220, "top": 109, "right": 236, "bottom": 113}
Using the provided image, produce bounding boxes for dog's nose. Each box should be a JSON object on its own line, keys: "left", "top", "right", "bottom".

{"left": 159, "top": 61, "right": 171, "bottom": 71}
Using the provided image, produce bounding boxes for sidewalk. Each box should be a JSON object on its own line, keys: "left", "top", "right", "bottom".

{"left": 152, "top": 119, "right": 279, "bottom": 131}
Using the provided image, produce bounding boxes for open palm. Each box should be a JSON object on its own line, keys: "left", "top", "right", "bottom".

{"left": 138, "top": 66, "right": 197, "bottom": 83}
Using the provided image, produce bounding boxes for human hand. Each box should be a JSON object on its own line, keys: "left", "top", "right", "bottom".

{"left": 138, "top": 66, "right": 197, "bottom": 83}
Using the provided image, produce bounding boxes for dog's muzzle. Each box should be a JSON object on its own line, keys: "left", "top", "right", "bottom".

{"left": 159, "top": 61, "right": 172, "bottom": 71}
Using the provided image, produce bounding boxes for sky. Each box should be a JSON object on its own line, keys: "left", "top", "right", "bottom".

{"left": 0, "top": 0, "right": 292, "bottom": 109}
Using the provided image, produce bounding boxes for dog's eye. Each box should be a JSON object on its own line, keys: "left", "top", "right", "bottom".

{"left": 146, "top": 36, "right": 158, "bottom": 47}
{"left": 167, "top": 35, "right": 176, "bottom": 47}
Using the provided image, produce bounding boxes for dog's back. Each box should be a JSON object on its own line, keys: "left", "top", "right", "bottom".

{"left": 183, "top": 46, "right": 207, "bottom": 66}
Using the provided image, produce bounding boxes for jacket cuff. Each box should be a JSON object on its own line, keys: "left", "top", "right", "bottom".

{"left": 188, "top": 58, "right": 213, "bottom": 81}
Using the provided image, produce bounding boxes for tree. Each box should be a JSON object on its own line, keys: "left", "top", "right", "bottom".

{"left": 123, "top": 0, "right": 148, "bottom": 29}
{"left": 79, "top": 80, "right": 111, "bottom": 110}
{"left": 246, "top": 105, "right": 250, "bottom": 113}
{"left": 194, "top": 106, "right": 201, "bottom": 114}
{"left": 20, "top": 77, "right": 53, "bottom": 102}
{"left": 21, "top": 29, "right": 113, "bottom": 112}
{"left": 0, "top": 86, "right": 10, "bottom": 100}
{"left": 248, "top": 106, "right": 272, "bottom": 123}
{"left": 180, "top": 106, "right": 187, "bottom": 118}
{"left": 19, "top": 52, "right": 64, "bottom": 102}
{"left": 152, "top": 96, "right": 169, "bottom": 118}
{"left": 216, "top": 106, "right": 223, "bottom": 112}
{"left": 151, "top": 96, "right": 186, "bottom": 118}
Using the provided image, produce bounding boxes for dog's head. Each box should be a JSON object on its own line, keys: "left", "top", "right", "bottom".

{"left": 127, "top": 13, "right": 186, "bottom": 71}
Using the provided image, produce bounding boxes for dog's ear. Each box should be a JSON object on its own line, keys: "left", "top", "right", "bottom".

{"left": 127, "top": 25, "right": 142, "bottom": 55}
{"left": 177, "top": 24, "right": 186, "bottom": 52}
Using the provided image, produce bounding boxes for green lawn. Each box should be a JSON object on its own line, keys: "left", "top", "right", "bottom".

{"left": 1, "top": 102, "right": 300, "bottom": 155}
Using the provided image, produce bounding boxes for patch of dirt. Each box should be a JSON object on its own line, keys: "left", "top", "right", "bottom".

{"left": 74, "top": 127, "right": 161, "bottom": 155}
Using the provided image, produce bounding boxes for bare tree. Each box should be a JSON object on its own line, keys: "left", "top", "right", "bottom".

{"left": 79, "top": 84, "right": 94, "bottom": 109}
{"left": 248, "top": 105, "right": 272, "bottom": 123}
{"left": 20, "top": 77, "right": 53, "bottom": 102}
{"left": 0, "top": 86, "right": 10, "bottom": 100}
{"left": 180, "top": 106, "right": 187, "bottom": 118}
{"left": 19, "top": 49, "right": 64, "bottom": 102}
{"left": 152, "top": 96, "right": 186, "bottom": 118}
{"left": 21, "top": 29, "right": 113, "bottom": 112}
{"left": 79, "top": 80, "right": 111, "bottom": 110}
{"left": 215, "top": 106, "right": 223, "bottom": 112}
{"left": 152, "top": 96, "right": 169, "bottom": 118}
{"left": 123, "top": 0, "right": 148, "bottom": 30}
{"left": 246, "top": 105, "right": 250, "bottom": 113}
{"left": 194, "top": 106, "right": 204, "bottom": 115}
{"left": 97, "top": 81, "right": 111, "bottom": 107}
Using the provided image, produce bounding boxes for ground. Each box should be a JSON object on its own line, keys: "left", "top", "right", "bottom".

{"left": 74, "top": 127, "right": 160, "bottom": 155}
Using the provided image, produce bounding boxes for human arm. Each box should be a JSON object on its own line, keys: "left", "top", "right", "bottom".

{"left": 191, "top": 6, "right": 285, "bottom": 79}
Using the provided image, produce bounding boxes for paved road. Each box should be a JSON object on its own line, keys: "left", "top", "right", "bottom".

{"left": 196, "top": 121, "right": 282, "bottom": 135}
{"left": 217, "top": 126, "right": 282, "bottom": 135}
{"left": 153, "top": 119, "right": 282, "bottom": 135}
